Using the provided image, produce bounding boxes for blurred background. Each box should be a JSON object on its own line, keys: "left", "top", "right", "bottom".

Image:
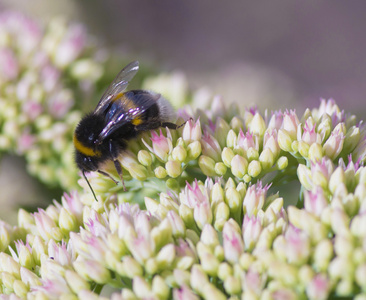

{"left": 1, "top": 0, "right": 366, "bottom": 223}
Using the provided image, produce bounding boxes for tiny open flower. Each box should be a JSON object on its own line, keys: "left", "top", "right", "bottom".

{"left": 243, "top": 182, "right": 269, "bottom": 217}
{"left": 282, "top": 110, "right": 300, "bottom": 140}
{"left": 166, "top": 211, "right": 186, "bottom": 238}
{"left": 236, "top": 129, "right": 259, "bottom": 154}
{"left": 315, "top": 98, "right": 344, "bottom": 126}
{"left": 193, "top": 200, "right": 213, "bottom": 230}
{"left": 283, "top": 225, "right": 311, "bottom": 265}
{"left": 222, "top": 220, "right": 244, "bottom": 264}
{"left": 311, "top": 157, "right": 334, "bottom": 189}
{"left": 61, "top": 191, "right": 84, "bottom": 225}
{"left": 22, "top": 101, "right": 43, "bottom": 121}
{"left": 53, "top": 23, "right": 86, "bottom": 68}
{"left": 41, "top": 64, "right": 61, "bottom": 91}
{"left": 32, "top": 275, "right": 72, "bottom": 298}
{"left": 73, "top": 230, "right": 109, "bottom": 264}
{"left": 182, "top": 119, "right": 202, "bottom": 144}
{"left": 143, "top": 128, "right": 173, "bottom": 162}
{"left": 201, "top": 131, "right": 222, "bottom": 161}
{"left": 0, "top": 252, "right": 21, "bottom": 278}
{"left": 263, "top": 129, "right": 280, "bottom": 158}
{"left": 267, "top": 110, "right": 283, "bottom": 130}
{"left": 306, "top": 274, "right": 330, "bottom": 300}
{"left": 190, "top": 265, "right": 209, "bottom": 295}
{"left": 180, "top": 180, "right": 210, "bottom": 210}
{"left": 73, "top": 258, "right": 111, "bottom": 284}
{"left": 20, "top": 266, "right": 41, "bottom": 288}
{"left": 47, "top": 90, "right": 74, "bottom": 119}
{"left": 0, "top": 48, "right": 19, "bottom": 80}
{"left": 180, "top": 180, "right": 213, "bottom": 229}
{"left": 243, "top": 268, "right": 266, "bottom": 296}
{"left": 300, "top": 118, "right": 321, "bottom": 145}
{"left": 323, "top": 125, "right": 345, "bottom": 160}
{"left": 173, "top": 284, "right": 199, "bottom": 300}
{"left": 33, "top": 209, "right": 63, "bottom": 242}
{"left": 243, "top": 215, "right": 262, "bottom": 251}
{"left": 12, "top": 240, "right": 34, "bottom": 270}
{"left": 125, "top": 231, "right": 154, "bottom": 264}
{"left": 47, "top": 240, "right": 73, "bottom": 267}
{"left": 304, "top": 187, "right": 328, "bottom": 217}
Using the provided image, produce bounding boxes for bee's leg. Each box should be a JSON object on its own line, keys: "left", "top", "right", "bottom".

{"left": 160, "top": 122, "right": 178, "bottom": 130}
{"left": 161, "top": 117, "right": 193, "bottom": 129}
{"left": 109, "top": 140, "right": 127, "bottom": 191}
{"left": 135, "top": 118, "right": 191, "bottom": 131}
{"left": 113, "top": 160, "right": 126, "bottom": 191}
{"left": 97, "top": 170, "right": 118, "bottom": 184}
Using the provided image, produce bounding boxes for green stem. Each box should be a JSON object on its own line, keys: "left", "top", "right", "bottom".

{"left": 93, "top": 284, "right": 104, "bottom": 295}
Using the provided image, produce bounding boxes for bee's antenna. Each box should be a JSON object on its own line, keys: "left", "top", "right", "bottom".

{"left": 82, "top": 170, "right": 98, "bottom": 201}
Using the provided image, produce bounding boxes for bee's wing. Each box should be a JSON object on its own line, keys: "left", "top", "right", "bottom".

{"left": 97, "top": 91, "right": 160, "bottom": 141}
{"left": 94, "top": 61, "right": 140, "bottom": 115}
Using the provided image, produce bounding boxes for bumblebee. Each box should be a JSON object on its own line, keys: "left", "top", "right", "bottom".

{"left": 73, "top": 61, "right": 179, "bottom": 199}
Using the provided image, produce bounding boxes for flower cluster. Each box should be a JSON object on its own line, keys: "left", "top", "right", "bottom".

{"left": 83, "top": 96, "right": 364, "bottom": 204}
{"left": 0, "top": 11, "right": 105, "bottom": 189}
{"left": 1, "top": 11, "right": 366, "bottom": 298}
{"left": 1, "top": 92, "right": 366, "bottom": 298}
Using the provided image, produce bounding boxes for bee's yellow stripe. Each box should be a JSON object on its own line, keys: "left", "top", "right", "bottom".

{"left": 113, "top": 92, "right": 143, "bottom": 126}
{"left": 73, "top": 134, "right": 101, "bottom": 157}
{"left": 131, "top": 116, "right": 143, "bottom": 125}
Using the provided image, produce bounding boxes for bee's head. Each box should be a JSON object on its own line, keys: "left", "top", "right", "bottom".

{"left": 74, "top": 150, "right": 99, "bottom": 172}
{"left": 73, "top": 113, "right": 105, "bottom": 172}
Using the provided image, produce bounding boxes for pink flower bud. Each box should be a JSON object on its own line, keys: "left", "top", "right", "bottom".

{"left": 301, "top": 119, "right": 321, "bottom": 145}
{"left": 243, "top": 182, "right": 269, "bottom": 217}
{"left": 223, "top": 220, "right": 244, "bottom": 264}
{"left": 267, "top": 110, "right": 283, "bottom": 130}
{"left": 22, "top": 101, "right": 43, "bottom": 121}
{"left": 0, "top": 48, "right": 19, "bottom": 80}
{"left": 201, "top": 131, "right": 222, "bottom": 161}
{"left": 236, "top": 129, "right": 259, "bottom": 153}
{"left": 54, "top": 24, "right": 86, "bottom": 68}
{"left": 306, "top": 274, "right": 330, "bottom": 300}
{"left": 143, "top": 128, "right": 173, "bottom": 162}
{"left": 263, "top": 129, "right": 280, "bottom": 158}
{"left": 17, "top": 131, "right": 36, "bottom": 154}
{"left": 243, "top": 215, "right": 262, "bottom": 251}
{"left": 323, "top": 128, "right": 345, "bottom": 160}
{"left": 284, "top": 225, "right": 311, "bottom": 265}
{"left": 282, "top": 110, "right": 299, "bottom": 139}
{"left": 304, "top": 187, "right": 328, "bottom": 217}
{"left": 182, "top": 119, "right": 202, "bottom": 143}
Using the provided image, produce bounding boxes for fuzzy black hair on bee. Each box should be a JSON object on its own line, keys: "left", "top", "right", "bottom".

{"left": 74, "top": 61, "right": 182, "bottom": 201}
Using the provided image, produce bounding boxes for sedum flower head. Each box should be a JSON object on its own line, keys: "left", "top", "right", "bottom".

{"left": 1, "top": 19, "right": 366, "bottom": 297}
{"left": 0, "top": 11, "right": 106, "bottom": 190}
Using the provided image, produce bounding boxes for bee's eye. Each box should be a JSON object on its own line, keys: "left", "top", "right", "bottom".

{"left": 88, "top": 134, "right": 94, "bottom": 141}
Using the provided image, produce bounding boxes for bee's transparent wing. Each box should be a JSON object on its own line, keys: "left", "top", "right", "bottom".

{"left": 94, "top": 61, "right": 140, "bottom": 115}
{"left": 97, "top": 92, "right": 160, "bottom": 141}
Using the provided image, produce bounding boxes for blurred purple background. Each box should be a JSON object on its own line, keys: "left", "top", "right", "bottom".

{"left": 2, "top": 0, "right": 366, "bottom": 116}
